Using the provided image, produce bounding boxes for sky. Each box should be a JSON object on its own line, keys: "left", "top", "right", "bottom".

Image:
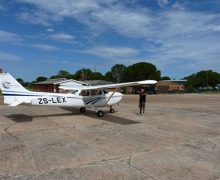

{"left": 0, "top": 0, "right": 220, "bottom": 82}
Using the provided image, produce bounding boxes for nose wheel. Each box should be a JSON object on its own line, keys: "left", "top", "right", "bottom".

{"left": 109, "top": 108, "right": 114, "bottom": 113}
{"left": 109, "top": 106, "right": 114, "bottom": 113}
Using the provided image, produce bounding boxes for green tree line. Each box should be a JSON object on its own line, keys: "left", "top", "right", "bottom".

{"left": 16, "top": 62, "right": 220, "bottom": 90}
{"left": 184, "top": 70, "right": 220, "bottom": 90}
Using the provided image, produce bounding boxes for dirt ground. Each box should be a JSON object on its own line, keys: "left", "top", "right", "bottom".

{"left": 0, "top": 94, "right": 220, "bottom": 179}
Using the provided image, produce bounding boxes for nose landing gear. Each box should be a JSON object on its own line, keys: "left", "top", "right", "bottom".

{"left": 109, "top": 106, "right": 115, "bottom": 113}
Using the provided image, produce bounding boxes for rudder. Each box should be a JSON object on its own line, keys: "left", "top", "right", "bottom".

{"left": 0, "top": 72, "right": 29, "bottom": 105}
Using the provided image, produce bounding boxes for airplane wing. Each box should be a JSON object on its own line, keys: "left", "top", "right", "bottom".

{"left": 59, "top": 85, "right": 86, "bottom": 90}
{"left": 60, "top": 80, "right": 157, "bottom": 91}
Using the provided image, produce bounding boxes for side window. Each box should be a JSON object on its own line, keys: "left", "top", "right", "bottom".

{"left": 80, "top": 90, "right": 90, "bottom": 96}
{"left": 91, "top": 90, "right": 96, "bottom": 95}
{"left": 91, "top": 89, "right": 102, "bottom": 95}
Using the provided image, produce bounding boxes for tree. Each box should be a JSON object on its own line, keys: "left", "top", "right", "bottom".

{"left": 91, "top": 72, "right": 105, "bottom": 80}
{"left": 66, "top": 74, "right": 76, "bottom": 79}
{"left": 36, "top": 76, "right": 47, "bottom": 82}
{"left": 57, "top": 70, "right": 70, "bottom": 78}
{"left": 105, "top": 71, "right": 114, "bottom": 82}
{"left": 111, "top": 64, "right": 126, "bottom": 83}
{"left": 185, "top": 74, "right": 198, "bottom": 90}
{"left": 17, "top": 78, "right": 24, "bottom": 85}
{"left": 123, "top": 62, "right": 161, "bottom": 82}
{"left": 74, "top": 69, "right": 93, "bottom": 80}
{"left": 161, "top": 76, "right": 171, "bottom": 80}
{"left": 50, "top": 75, "right": 58, "bottom": 79}
{"left": 185, "top": 70, "right": 220, "bottom": 89}
{"left": 206, "top": 70, "right": 220, "bottom": 88}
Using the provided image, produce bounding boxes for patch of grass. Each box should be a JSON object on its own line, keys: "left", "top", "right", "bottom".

{"left": 201, "top": 91, "right": 220, "bottom": 94}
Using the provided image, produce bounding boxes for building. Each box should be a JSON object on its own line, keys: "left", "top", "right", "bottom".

{"left": 157, "top": 80, "right": 186, "bottom": 92}
{"left": 33, "top": 79, "right": 114, "bottom": 93}
{"left": 32, "top": 78, "right": 88, "bottom": 93}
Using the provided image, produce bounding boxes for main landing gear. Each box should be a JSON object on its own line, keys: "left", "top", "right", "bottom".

{"left": 79, "top": 107, "right": 104, "bottom": 117}
{"left": 97, "top": 110, "right": 104, "bottom": 117}
{"left": 80, "top": 107, "right": 86, "bottom": 113}
{"left": 79, "top": 106, "right": 115, "bottom": 117}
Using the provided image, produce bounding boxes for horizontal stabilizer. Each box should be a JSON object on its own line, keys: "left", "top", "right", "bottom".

{"left": 9, "top": 100, "right": 24, "bottom": 107}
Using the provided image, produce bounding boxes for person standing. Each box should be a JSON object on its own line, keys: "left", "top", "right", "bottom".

{"left": 139, "top": 88, "right": 146, "bottom": 115}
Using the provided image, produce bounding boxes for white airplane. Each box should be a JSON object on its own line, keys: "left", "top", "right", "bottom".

{"left": 0, "top": 72, "right": 157, "bottom": 117}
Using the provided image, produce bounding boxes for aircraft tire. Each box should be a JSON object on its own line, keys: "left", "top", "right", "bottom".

{"left": 109, "top": 108, "right": 114, "bottom": 113}
{"left": 80, "top": 107, "right": 86, "bottom": 113}
{"left": 97, "top": 110, "right": 104, "bottom": 117}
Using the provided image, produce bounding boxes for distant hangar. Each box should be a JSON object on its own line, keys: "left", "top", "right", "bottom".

{"left": 33, "top": 78, "right": 113, "bottom": 93}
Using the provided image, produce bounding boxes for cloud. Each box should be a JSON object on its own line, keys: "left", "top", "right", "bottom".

{"left": 0, "top": 30, "right": 23, "bottom": 44}
{"left": 0, "top": 51, "right": 23, "bottom": 61}
{"left": 157, "top": 0, "right": 169, "bottom": 7}
{"left": 11, "top": 0, "right": 220, "bottom": 77}
{"left": 17, "top": 7, "right": 62, "bottom": 26}
{"left": 16, "top": 0, "right": 152, "bottom": 37}
{"left": 0, "top": 1, "right": 6, "bottom": 11}
{"left": 15, "top": 1, "right": 220, "bottom": 39}
{"left": 50, "top": 33, "right": 75, "bottom": 43}
{"left": 30, "top": 44, "right": 59, "bottom": 51}
{"left": 172, "top": 1, "right": 185, "bottom": 10}
{"left": 46, "top": 28, "right": 54, "bottom": 32}
{"left": 80, "top": 45, "right": 139, "bottom": 60}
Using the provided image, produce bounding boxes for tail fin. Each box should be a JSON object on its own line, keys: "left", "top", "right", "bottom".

{"left": 0, "top": 72, "right": 29, "bottom": 105}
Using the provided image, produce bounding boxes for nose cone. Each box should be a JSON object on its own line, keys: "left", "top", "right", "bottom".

{"left": 114, "top": 92, "right": 124, "bottom": 103}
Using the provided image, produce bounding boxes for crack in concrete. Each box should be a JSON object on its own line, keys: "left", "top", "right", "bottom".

{"left": 127, "top": 154, "right": 157, "bottom": 180}
{"left": 3, "top": 122, "right": 43, "bottom": 177}
{"left": 4, "top": 123, "right": 21, "bottom": 143}
{"left": 49, "top": 118, "right": 114, "bottom": 158}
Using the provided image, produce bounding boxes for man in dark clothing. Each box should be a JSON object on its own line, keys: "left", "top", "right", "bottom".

{"left": 139, "top": 88, "right": 146, "bottom": 115}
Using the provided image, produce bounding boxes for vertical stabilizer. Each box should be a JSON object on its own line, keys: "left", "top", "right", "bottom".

{"left": 0, "top": 73, "right": 28, "bottom": 92}
{"left": 0, "top": 73, "right": 29, "bottom": 105}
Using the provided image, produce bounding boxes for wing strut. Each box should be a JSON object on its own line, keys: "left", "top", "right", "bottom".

{"left": 105, "top": 88, "right": 118, "bottom": 106}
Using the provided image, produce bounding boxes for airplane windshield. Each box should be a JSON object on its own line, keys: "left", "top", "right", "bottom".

{"left": 103, "top": 89, "right": 108, "bottom": 94}
{"left": 70, "top": 90, "right": 78, "bottom": 94}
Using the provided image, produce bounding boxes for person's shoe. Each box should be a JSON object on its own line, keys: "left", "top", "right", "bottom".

{"left": 140, "top": 112, "right": 142, "bottom": 115}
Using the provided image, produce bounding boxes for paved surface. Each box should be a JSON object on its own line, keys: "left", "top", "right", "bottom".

{"left": 0, "top": 94, "right": 220, "bottom": 179}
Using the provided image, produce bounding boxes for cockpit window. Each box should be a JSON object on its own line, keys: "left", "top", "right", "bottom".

{"left": 103, "top": 89, "right": 109, "bottom": 94}
{"left": 70, "top": 90, "right": 78, "bottom": 94}
{"left": 79, "top": 90, "right": 90, "bottom": 96}
{"left": 91, "top": 89, "right": 102, "bottom": 95}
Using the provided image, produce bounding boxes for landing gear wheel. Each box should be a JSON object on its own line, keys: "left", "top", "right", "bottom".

{"left": 97, "top": 110, "right": 104, "bottom": 117}
{"left": 80, "top": 107, "right": 86, "bottom": 113}
{"left": 109, "top": 108, "right": 115, "bottom": 113}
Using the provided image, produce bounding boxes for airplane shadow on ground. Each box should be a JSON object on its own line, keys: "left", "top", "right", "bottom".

{"left": 5, "top": 107, "right": 140, "bottom": 125}
{"left": 62, "top": 107, "right": 141, "bottom": 125}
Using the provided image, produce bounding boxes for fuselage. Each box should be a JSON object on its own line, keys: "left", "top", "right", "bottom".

{"left": 29, "top": 89, "right": 123, "bottom": 107}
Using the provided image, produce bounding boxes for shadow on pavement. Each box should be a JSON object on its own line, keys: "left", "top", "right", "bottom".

{"left": 5, "top": 107, "right": 140, "bottom": 125}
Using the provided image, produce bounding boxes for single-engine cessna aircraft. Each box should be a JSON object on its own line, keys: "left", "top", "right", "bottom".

{"left": 0, "top": 72, "right": 157, "bottom": 117}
